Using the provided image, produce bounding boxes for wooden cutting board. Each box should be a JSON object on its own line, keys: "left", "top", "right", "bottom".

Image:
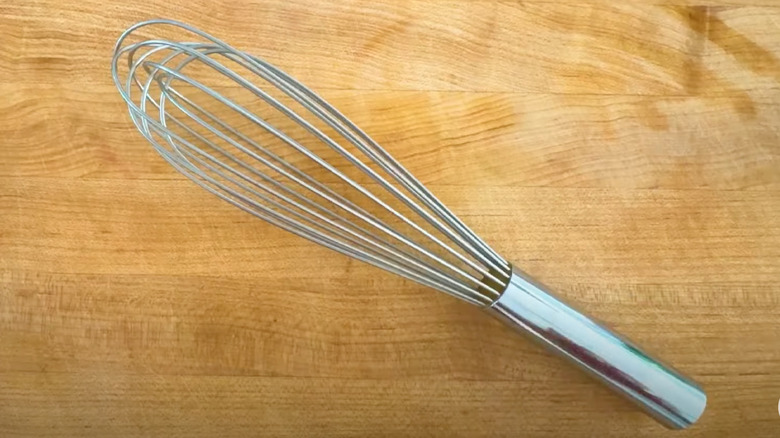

{"left": 1, "top": 1, "right": 779, "bottom": 436}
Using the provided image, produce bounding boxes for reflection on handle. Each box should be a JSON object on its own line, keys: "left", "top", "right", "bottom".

{"left": 487, "top": 269, "right": 706, "bottom": 429}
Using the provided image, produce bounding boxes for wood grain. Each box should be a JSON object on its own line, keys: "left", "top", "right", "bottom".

{"left": 1, "top": 0, "right": 779, "bottom": 437}
{"left": 3, "top": 2, "right": 780, "bottom": 95}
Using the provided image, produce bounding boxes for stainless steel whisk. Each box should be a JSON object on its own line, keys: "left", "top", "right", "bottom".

{"left": 112, "top": 19, "right": 706, "bottom": 429}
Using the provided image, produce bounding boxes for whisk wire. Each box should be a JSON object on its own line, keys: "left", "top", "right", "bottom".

{"left": 112, "top": 19, "right": 512, "bottom": 304}
{"left": 164, "top": 93, "right": 487, "bottom": 296}
{"left": 148, "top": 62, "right": 494, "bottom": 292}
{"left": 159, "top": 93, "right": 489, "bottom": 300}
{"left": 146, "top": 47, "right": 508, "bottom": 287}
{"left": 237, "top": 53, "right": 511, "bottom": 278}
{"left": 133, "top": 68, "right": 486, "bottom": 304}
{"left": 251, "top": 53, "right": 509, "bottom": 273}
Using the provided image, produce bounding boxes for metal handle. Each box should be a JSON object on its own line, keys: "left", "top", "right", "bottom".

{"left": 487, "top": 268, "right": 706, "bottom": 429}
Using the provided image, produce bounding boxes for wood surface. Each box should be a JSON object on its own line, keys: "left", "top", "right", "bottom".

{"left": 1, "top": 0, "right": 779, "bottom": 436}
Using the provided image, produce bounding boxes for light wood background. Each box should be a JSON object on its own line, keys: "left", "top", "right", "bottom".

{"left": 1, "top": 1, "right": 779, "bottom": 436}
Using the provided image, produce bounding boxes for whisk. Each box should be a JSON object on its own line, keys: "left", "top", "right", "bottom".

{"left": 112, "top": 19, "right": 706, "bottom": 429}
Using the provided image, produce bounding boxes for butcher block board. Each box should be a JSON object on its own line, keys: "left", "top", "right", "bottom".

{"left": 1, "top": 1, "right": 779, "bottom": 437}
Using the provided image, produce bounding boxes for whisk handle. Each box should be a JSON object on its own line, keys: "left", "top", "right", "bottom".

{"left": 487, "top": 268, "right": 706, "bottom": 429}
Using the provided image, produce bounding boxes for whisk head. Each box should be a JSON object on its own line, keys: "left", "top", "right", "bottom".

{"left": 112, "top": 19, "right": 511, "bottom": 305}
